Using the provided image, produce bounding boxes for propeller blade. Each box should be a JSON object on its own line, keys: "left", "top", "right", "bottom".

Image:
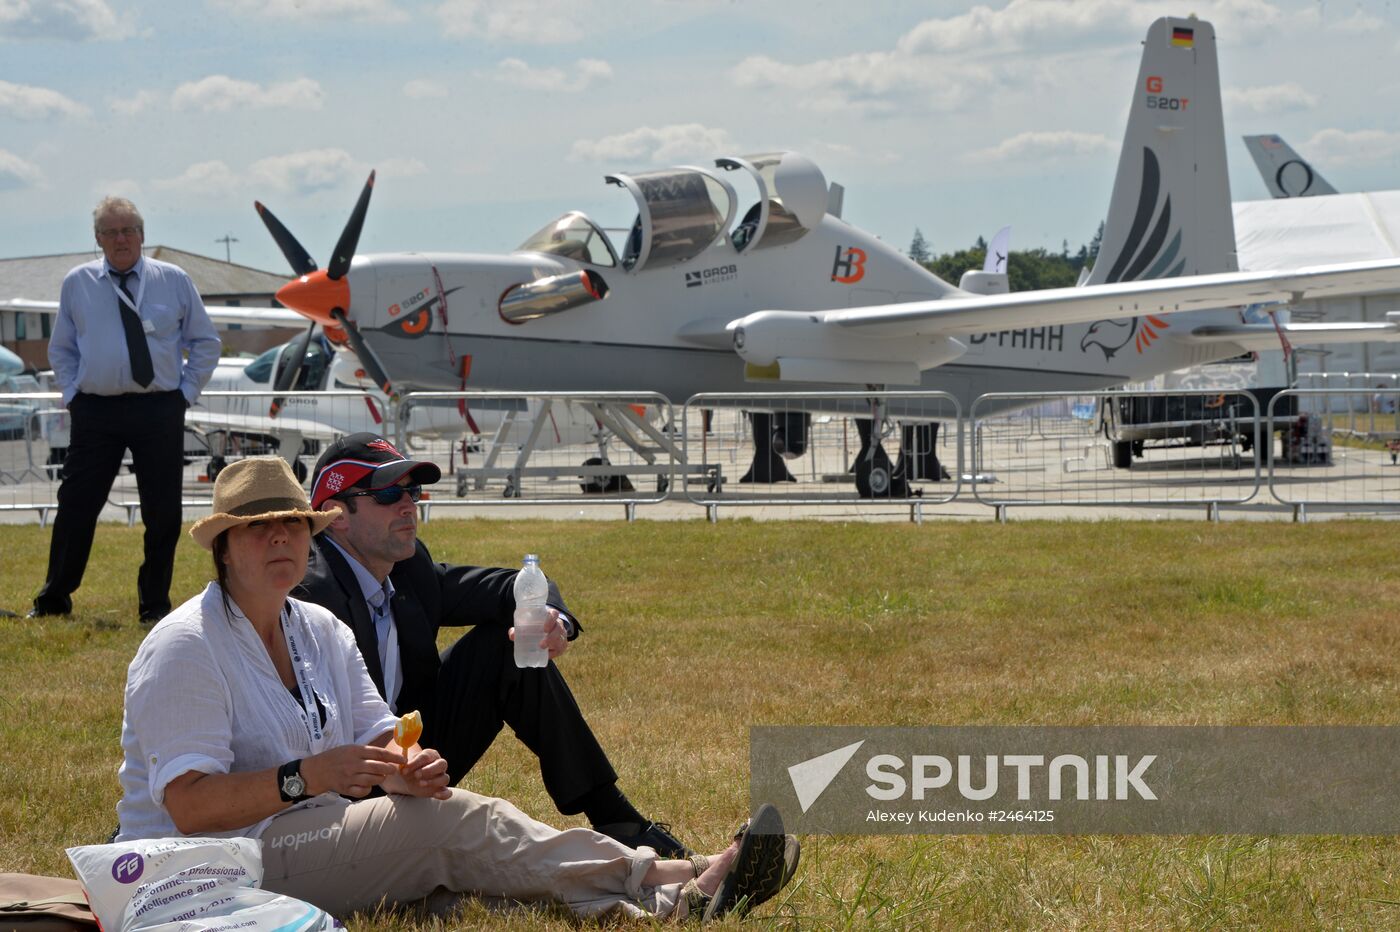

{"left": 254, "top": 201, "right": 318, "bottom": 277}
{"left": 269, "top": 321, "right": 317, "bottom": 417}
{"left": 331, "top": 308, "right": 393, "bottom": 397}
{"left": 327, "top": 170, "right": 375, "bottom": 281}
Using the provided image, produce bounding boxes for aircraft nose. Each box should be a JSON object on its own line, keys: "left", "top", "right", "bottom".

{"left": 276, "top": 269, "right": 351, "bottom": 327}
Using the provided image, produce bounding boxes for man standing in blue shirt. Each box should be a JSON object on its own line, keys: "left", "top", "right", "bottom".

{"left": 31, "top": 197, "right": 221, "bottom": 623}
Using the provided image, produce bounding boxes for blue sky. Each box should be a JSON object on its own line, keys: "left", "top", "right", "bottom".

{"left": 2, "top": 0, "right": 1398, "bottom": 276}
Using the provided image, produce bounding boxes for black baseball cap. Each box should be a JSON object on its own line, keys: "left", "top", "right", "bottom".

{"left": 310, "top": 433, "right": 442, "bottom": 509}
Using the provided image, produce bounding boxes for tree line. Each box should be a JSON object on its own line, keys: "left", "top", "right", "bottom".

{"left": 907, "top": 223, "right": 1103, "bottom": 291}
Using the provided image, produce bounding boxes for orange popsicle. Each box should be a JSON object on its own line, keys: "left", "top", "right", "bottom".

{"left": 394, "top": 709, "right": 423, "bottom": 771}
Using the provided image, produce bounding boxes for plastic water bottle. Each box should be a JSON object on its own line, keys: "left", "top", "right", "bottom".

{"left": 512, "top": 554, "right": 550, "bottom": 668}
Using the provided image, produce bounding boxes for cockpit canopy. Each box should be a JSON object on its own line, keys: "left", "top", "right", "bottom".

{"left": 716, "top": 151, "right": 828, "bottom": 252}
{"left": 513, "top": 153, "right": 831, "bottom": 273}
{"left": 516, "top": 212, "right": 619, "bottom": 267}
{"left": 605, "top": 168, "right": 735, "bottom": 272}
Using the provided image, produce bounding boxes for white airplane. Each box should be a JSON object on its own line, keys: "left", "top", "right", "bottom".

{"left": 250, "top": 16, "right": 1400, "bottom": 496}
{"left": 1243, "top": 134, "right": 1339, "bottom": 198}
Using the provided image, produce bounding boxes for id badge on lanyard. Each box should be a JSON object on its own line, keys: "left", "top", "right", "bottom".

{"left": 281, "top": 605, "right": 326, "bottom": 747}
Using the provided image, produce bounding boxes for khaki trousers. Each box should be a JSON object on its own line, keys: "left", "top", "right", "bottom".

{"left": 258, "top": 789, "right": 683, "bottom": 920}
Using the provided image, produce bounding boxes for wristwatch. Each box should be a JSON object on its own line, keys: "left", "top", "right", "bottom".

{"left": 278, "top": 759, "right": 310, "bottom": 803}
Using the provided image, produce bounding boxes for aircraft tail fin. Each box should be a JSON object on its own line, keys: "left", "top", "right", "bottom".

{"left": 1085, "top": 16, "right": 1236, "bottom": 287}
{"left": 1242, "top": 134, "right": 1339, "bottom": 198}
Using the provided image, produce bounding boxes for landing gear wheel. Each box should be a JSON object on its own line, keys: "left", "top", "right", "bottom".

{"left": 579, "top": 457, "right": 634, "bottom": 494}
{"left": 855, "top": 445, "right": 908, "bottom": 499}
{"left": 291, "top": 459, "right": 308, "bottom": 484}
{"left": 208, "top": 456, "right": 227, "bottom": 482}
{"left": 1112, "top": 441, "right": 1133, "bottom": 469}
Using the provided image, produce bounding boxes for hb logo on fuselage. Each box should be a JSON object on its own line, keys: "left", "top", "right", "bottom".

{"left": 831, "top": 246, "right": 867, "bottom": 284}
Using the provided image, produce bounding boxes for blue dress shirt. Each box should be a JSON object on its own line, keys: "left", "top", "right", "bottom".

{"left": 48, "top": 256, "right": 222, "bottom": 405}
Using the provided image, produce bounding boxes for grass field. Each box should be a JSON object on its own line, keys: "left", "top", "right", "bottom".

{"left": 3, "top": 518, "right": 1400, "bottom": 929}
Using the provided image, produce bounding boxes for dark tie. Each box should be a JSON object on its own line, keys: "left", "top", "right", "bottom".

{"left": 113, "top": 269, "right": 154, "bottom": 388}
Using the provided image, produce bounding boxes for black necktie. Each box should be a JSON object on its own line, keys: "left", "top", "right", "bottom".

{"left": 113, "top": 269, "right": 154, "bottom": 388}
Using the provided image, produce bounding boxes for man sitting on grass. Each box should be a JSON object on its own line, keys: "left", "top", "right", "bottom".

{"left": 295, "top": 433, "right": 690, "bottom": 857}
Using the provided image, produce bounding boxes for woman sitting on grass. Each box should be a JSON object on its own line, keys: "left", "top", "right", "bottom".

{"left": 114, "top": 456, "right": 797, "bottom": 922}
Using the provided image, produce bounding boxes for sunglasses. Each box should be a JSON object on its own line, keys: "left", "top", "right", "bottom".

{"left": 342, "top": 484, "right": 422, "bottom": 506}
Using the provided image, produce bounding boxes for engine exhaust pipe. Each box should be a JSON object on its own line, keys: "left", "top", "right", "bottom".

{"left": 499, "top": 270, "right": 610, "bottom": 324}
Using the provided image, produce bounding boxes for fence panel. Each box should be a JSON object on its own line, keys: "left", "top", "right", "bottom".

{"left": 680, "top": 392, "right": 962, "bottom": 508}
{"left": 970, "top": 391, "right": 1262, "bottom": 514}
{"left": 1268, "top": 388, "right": 1400, "bottom": 513}
{"left": 0, "top": 391, "right": 64, "bottom": 524}
{"left": 396, "top": 392, "right": 675, "bottom": 514}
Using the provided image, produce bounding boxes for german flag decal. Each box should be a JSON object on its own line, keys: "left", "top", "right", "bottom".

{"left": 1171, "top": 26, "right": 1194, "bottom": 48}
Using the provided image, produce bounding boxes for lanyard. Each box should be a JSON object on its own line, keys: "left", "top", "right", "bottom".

{"left": 107, "top": 265, "right": 148, "bottom": 320}
{"left": 281, "top": 604, "right": 325, "bottom": 746}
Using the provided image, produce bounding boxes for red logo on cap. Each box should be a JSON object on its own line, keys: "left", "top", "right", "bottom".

{"left": 367, "top": 439, "right": 402, "bottom": 457}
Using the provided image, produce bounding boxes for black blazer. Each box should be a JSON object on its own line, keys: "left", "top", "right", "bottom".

{"left": 295, "top": 535, "right": 575, "bottom": 724}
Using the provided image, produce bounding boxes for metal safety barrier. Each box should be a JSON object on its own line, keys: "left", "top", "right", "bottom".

{"left": 0, "top": 390, "right": 64, "bottom": 523}
{"left": 680, "top": 391, "right": 962, "bottom": 522}
{"left": 1267, "top": 388, "right": 1400, "bottom": 521}
{"left": 970, "top": 390, "right": 1264, "bottom": 521}
{"left": 10, "top": 385, "right": 1400, "bottom": 525}
{"left": 396, "top": 392, "right": 677, "bottom": 520}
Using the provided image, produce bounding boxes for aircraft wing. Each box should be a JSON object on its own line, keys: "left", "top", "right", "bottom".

{"left": 1, "top": 298, "right": 304, "bottom": 329}
{"left": 185, "top": 408, "right": 344, "bottom": 441}
{"left": 723, "top": 258, "right": 1400, "bottom": 384}
{"left": 1183, "top": 320, "right": 1400, "bottom": 350}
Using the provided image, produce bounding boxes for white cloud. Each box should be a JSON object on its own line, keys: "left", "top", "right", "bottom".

{"left": 378, "top": 157, "right": 428, "bottom": 178}
{"left": 967, "top": 130, "right": 1117, "bottom": 163}
{"left": 91, "top": 177, "right": 141, "bottom": 199}
{"left": 492, "top": 58, "right": 612, "bottom": 93}
{"left": 402, "top": 79, "right": 447, "bottom": 100}
{"left": 1303, "top": 129, "right": 1400, "bottom": 168}
{"left": 0, "top": 80, "right": 88, "bottom": 119}
{"left": 732, "top": 0, "right": 1289, "bottom": 113}
{"left": 109, "top": 89, "right": 160, "bottom": 116}
{"left": 249, "top": 148, "right": 360, "bottom": 194}
{"left": 1224, "top": 83, "right": 1318, "bottom": 115}
{"left": 171, "top": 76, "right": 324, "bottom": 112}
{"left": 435, "top": 0, "right": 590, "bottom": 43}
{"left": 0, "top": 0, "right": 130, "bottom": 41}
{"left": 210, "top": 0, "right": 407, "bottom": 21}
{"left": 570, "top": 124, "right": 737, "bottom": 164}
{"left": 0, "top": 148, "right": 42, "bottom": 189}
{"left": 153, "top": 160, "right": 242, "bottom": 195}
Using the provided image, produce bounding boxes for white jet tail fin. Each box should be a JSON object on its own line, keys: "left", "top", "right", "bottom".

{"left": 1085, "top": 16, "right": 1236, "bottom": 286}
{"left": 959, "top": 226, "right": 1012, "bottom": 294}
{"left": 1242, "top": 134, "right": 1339, "bottom": 198}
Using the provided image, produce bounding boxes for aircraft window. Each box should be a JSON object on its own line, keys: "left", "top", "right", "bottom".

{"left": 244, "top": 346, "right": 279, "bottom": 384}
{"left": 732, "top": 203, "right": 761, "bottom": 252}
{"left": 294, "top": 341, "right": 328, "bottom": 390}
{"left": 621, "top": 217, "right": 642, "bottom": 270}
{"left": 517, "top": 212, "right": 617, "bottom": 267}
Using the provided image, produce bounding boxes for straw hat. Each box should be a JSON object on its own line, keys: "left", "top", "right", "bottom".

{"left": 190, "top": 457, "right": 338, "bottom": 550}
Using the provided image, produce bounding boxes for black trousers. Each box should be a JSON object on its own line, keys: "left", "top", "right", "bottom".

{"left": 35, "top": 390, "right": 187, "bottom": 618}
{"left": 429, "top": 623, "right": 619, "bottom": 815}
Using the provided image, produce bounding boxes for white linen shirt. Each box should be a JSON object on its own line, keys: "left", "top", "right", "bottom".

{"left": 48, "top": 256, "right": 221, "bottom": 405}
{"left": 115, "top": 583, "right": 398, "bottom": 842}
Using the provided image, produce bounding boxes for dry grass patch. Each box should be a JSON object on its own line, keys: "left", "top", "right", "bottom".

{"left": 3, "top": 518, "right": 1400, "bottom": 927}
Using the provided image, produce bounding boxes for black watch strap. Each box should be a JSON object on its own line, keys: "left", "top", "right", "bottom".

{"left": 277, "top": 759, "right": 309, "bottom": 802}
